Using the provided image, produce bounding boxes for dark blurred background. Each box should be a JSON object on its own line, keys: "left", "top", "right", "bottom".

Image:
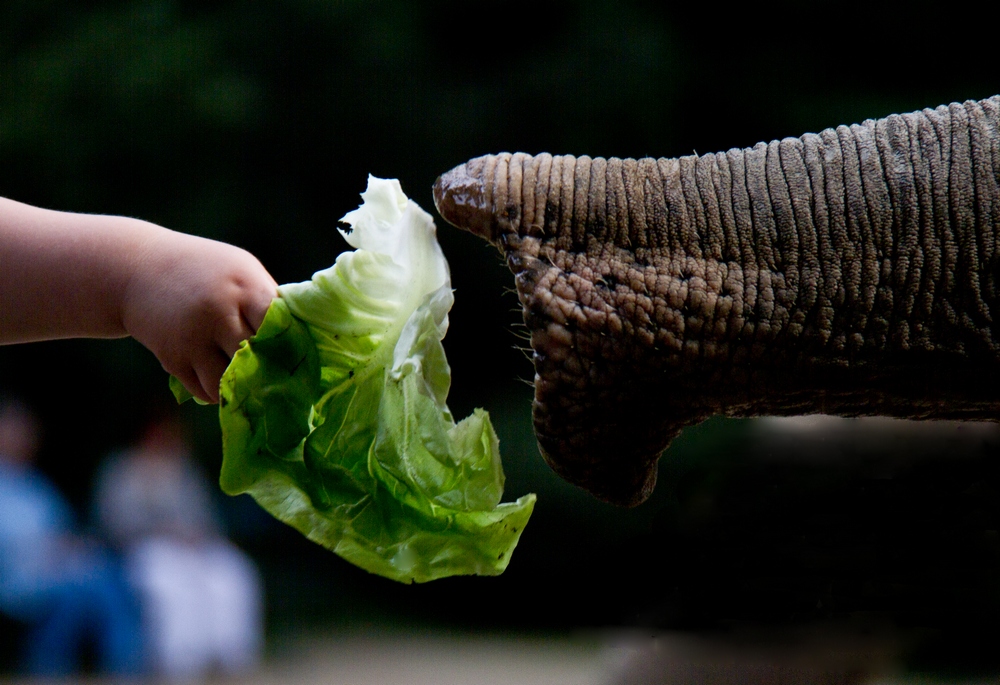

{"left": 2, "top": 0, "right": 1000, "bottom": 678}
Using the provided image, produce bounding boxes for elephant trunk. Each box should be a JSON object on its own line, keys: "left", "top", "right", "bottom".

{"left": 432, "top": 96, "right": 1000, "bottom": 507}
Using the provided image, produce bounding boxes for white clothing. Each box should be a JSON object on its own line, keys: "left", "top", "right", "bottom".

{"left": 127, "top": 536, "right": 263, "bottom": 681}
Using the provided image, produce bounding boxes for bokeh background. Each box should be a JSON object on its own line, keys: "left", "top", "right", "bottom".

{"left": 2, "top": 0, "right": 1000, "bottom": 679}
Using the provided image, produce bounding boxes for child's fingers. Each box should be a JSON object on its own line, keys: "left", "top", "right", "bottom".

{"left": 242, "top": 284, "right": 278, "bottom": 332}
{"left": 193, "top": 347, "right": 232, "bottom": 404}
{"left": 216, "top": 312, "right": 255, "bottom": 358}
{"left": 172, "top": 366, "right": 213, "bottom": 404}
{"left": 217, "top": 282, "right": 278, "bottom": 357}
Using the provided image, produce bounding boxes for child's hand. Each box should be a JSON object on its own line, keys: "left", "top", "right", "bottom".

{"left": 122, "top": 229, "right": 278, "bottom": 404}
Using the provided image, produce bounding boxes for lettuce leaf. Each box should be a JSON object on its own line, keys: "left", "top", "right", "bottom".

{"left": 208, "top": 176, "right": 535, "bottom": 583}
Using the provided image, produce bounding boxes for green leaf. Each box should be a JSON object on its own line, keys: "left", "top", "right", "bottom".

{"left": 216, "top": 176, "right": 535, "bottom": 583}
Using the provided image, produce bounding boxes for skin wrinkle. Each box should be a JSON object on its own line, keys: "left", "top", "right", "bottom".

{"left": 813, "top": 131, "right": 844, "bottom": 349}
{"left": 774, "top": 140, "right": 805, "bottom": 337}
{"left": 670, "top": 157, "right": 698, "bottom": 256}
{"left": 824, "top": 131, "right": 855, "bottom": 313}
{"left": 737, "top": 147, "right": 761, "bottom": 348}
{"left": 546, "top": 155, "right": 563, "bottom": 244}
{"left": 912, "top": 115, "right": 930, "bottom": 337}
{"left": 573, "top": 155, "right": 592, "bottom": 250}
{"left": 535, "top": 154, "right": 553, "bottom": 240}
{"left": 800, "top": 133, "right": 837, "bottom": 346}
{"left": 726, "top": 149, "right": 758, "bottom": 355}
{"left": 621, "top": 158, "right": 646, "bottom": 250}
{"left": 693, "top": 156, "right": 722, "bottom": 359}
{"left": 927, "top": 111, "right": 949, "bottom": 334}
{"left": 432, "top": 96, "right": 1000, "bottom": 506}
{"left": 712, "top": 164, "right": 741, "bottom": 350}
{"left": 752, "top": 144, "right": 779, "bottom": 350}
{"left": 899, "top": 115, "right": 927, "bottom": 338}
{"left": 874, "top": 115, "right": 906, "bottom": 349}
{"left": 510, "top": 152, "right": 528, "bottom": 235}
{"left": 678, "top": 156, "right": 703, "bottom": 258}
{"left": 835, "top": 124, "right": 871, "bottom": 348}
{"left": 587, "top": 156, "right": 607, "bottom": 249}
{"left": 884, "top": 114, "right": 921, "bottom": 343}
{"left": 638, "top": 157, "right": 664, "bottom": 253}
{"left": 544, "top": 155, "right": 560, "bottom": 242}
{"left": 933, "top": 107, "right": 955, "bottom": 322}
{"left": 914, "top": 113, "right": 943, "bottom": 330}
{"left": 606, "top": 158, "right": 626, "bottom": 249}
{"left": 908, "top": 113, "right": 936, "bottom": 335}
{"left": 521, "top": 154, "right": 536, "bottom": 234}
{"left": 779, "top": 137, "right": 817, "bottom": 340}
{"left": 660, "top": 157, "right": 685, "bottom": 255}
{"left": 681, "top": 156, "right": 714, "bottom": 259}
{"left": 986, "top": 99, "right": 1000, "bottom": 255}
{"left": 482, "top": 151, "right": 497, "bottom": 240}
{"left": 878, "top": 116, "right": 906, "bottom": 348}
{"left": 985, "top": 98, "right": 1000, "bottom": 318}
{"left": 693, "top": 155, "right": 719, "bottom": 260}
{"left": 968, "top": 101, "right": 995, "bottom": 279}
{"left": 712, "top": 153, "right": 738, "bottom": 264}
{"left": 950, "top": 103, "right": 990, "bottom": 341}
{"left": 944, "top": 104, "right": 974, "bottom": 341}
{"left": 494, "top": 153, "right": 509, "bottom": 238}
{"left": 851, "top": 121, "right": 889, "bottom": 352}
{"left": 558, "top": 155, "right": 576, "bottom": 253}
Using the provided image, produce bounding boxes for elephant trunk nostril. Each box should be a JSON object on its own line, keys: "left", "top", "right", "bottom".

{"left": 433, "top": 157, "right": 496, "bottom": 243}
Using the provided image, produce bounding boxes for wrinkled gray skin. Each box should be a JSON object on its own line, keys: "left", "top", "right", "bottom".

{"left": 433, "top": 96, "right": 1000, "bottom": 507}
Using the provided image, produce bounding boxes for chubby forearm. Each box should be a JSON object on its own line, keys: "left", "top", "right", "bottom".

{"left": 0, "top": 196, "right": 159, "bottom": 342}
{"left": 0, "top": 196, "right": 279, "bottom": 402}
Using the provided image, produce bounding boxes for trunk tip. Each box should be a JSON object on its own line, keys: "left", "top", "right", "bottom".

{"left": 432, "top": 156, "right": 496, "bottom": 243}
{"left": 536, "top": 433, "right": 661, "bottom": 507}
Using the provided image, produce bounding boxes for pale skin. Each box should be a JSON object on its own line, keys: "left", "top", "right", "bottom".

{"left": 0, "top": 197, "right": 278, "bottom": 404}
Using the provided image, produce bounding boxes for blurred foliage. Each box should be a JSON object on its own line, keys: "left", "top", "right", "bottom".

{"left": 2, "top": 0, "right": 1000, "bottom": 669}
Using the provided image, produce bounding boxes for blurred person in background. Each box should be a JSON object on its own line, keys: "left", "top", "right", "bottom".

{"left": 0, "top": 391, "right": 143, "bottom": 676}
{"left": 93, "top": 411, "right": 263, "bottom": 681}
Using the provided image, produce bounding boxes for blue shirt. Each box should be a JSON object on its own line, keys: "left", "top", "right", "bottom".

{"left": 0, "top": 459, "right": 75, "bottom": 619}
